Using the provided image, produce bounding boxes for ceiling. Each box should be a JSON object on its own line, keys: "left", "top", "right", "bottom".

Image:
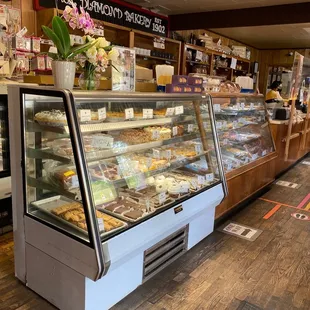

{"left": 126, "top": 0, "right": 310, "bottom": 14}
{"left": 210, "top": 23, "right": 310, "bottom": 49}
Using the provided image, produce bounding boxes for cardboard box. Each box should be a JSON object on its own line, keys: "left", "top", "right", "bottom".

{"left": 232, "top": 46, "right": 247, "bottom": 59}
{"left": 136, "top": 65, "right": 153, "bottom": 81}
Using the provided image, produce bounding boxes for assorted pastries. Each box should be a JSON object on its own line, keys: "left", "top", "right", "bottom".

{"left": 51, "top": 202, "right": 124, "bottom": 232}
{"left": 119, "top": 126, "right": 172, "bottom": 145}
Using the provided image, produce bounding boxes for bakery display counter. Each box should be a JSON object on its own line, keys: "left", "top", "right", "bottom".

{"left": 209, "top": 92, "right": 277, "bottom": 218}
{"left": 9, "top": 86, "right": 227, "bottom": 310}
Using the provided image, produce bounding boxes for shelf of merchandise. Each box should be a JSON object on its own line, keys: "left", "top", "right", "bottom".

{"left": 27, "top": 149, "right": 211, "bottom": 202}
{"left": 133, "top": 29, "right": 181, "bottom": 76}
{"left": 26, "top": 132, "right": 202, "bottom": 163}
{"left": 136, "top": 54, "right": 177, "bottom": 63}
{"left": 181, "top": 43, "right": 251, "bottom": 80}
{"left": 36, "top": 9, "right": 182, "bottom": 83}
{"left": 27, "top": 116, "right": 190, "bottom": 134}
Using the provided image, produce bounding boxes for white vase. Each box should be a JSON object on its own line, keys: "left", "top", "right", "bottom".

{"left": 52, "top": 61, "right": 76, "bottom": 90}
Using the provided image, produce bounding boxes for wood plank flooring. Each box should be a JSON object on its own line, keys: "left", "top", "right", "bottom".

{"left": 0, "top": 157, "right": 310, "bottom": 310}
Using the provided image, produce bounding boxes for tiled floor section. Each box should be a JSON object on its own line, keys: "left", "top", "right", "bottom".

{"left": 1, "top": 156, "right": 310, "bottom": 310}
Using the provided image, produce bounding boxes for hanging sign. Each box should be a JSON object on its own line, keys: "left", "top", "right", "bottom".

{"left": 35, "top": 0, "right": 169, "bottom": 37}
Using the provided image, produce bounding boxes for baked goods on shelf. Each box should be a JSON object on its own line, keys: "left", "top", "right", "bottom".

{"left": 35, "top": 109, "right": 103, "bottom": 127}
{"left": 119, "top": 126, "right": 172, "bottom": 145}
{"left": 99, "top": 196, "right": 153, "bottom": 222}
{"left": 34, "top": 110, "right": 67, "bottom": 126}
{"left": 51, "top": 202, "right": 124, "bottom": 232}
{"left": 50, "top": 134, "right": 114, "bottom": 160}
{"left": 89, "top": 163, "right": 120, "bottom": 181}
{"left": 45, "top": 165, "right": 79, "bottom": 190}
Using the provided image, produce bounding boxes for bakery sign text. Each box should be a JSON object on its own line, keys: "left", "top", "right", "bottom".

{"left": 37, "top": 0, "right": 169, "bottom": 37}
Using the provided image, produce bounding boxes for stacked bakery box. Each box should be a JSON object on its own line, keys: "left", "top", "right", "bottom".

{"left": 166, "top": 75, "right": 203, "bottom": 93}
{"left": 34, "top": 106, "right": 217, "bottom": 232}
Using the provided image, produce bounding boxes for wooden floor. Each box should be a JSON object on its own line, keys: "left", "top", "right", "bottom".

{"left": 1, "top": 157, "right": 310, "bottom": 310}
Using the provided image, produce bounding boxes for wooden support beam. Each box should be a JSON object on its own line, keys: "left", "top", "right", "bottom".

{"left": 170, "top": 3, "right": 310, "bottom": 30}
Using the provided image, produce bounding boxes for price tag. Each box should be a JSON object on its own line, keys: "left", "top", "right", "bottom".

{"left": 158, "top": 192, "right": 167, "bottom": 205}
{"left": 241, "top": 102, "right": 245, "bottom": 110}
{"left": 214, "top": 104, "right": 221, "bottom": 113}
{"left": 188, "top": 124, "right": 194, "bottom": 132}
{"left": 227, "top": 162, "right": 232, "bottom": 171}
{"left": 205, "top": 173, "right": 214, "bottom": 183}
{"left": 172, "top": 126, "right": 178, "bottom": 136}
{"left": 143, "top": 109, "right": 153, "bottom": 119}
{"left": 98, "top": 107, "right": 106, "bottom": 120}
{"left": 252, "top": 153, "right": 258, "bottom": 160}
{"left": 233, "top": 120, "right": 238, "bottom": 129}
{"left": 175, "top": 106, "right": 184, "bottom": 115}
{"left": 236, "top": 103, "right": 241, "bottom": 110}
{"left": 163, "top": 149, "right": 171, "bottom": 160}
{"left": 250, "top": 103, "right": 255, "bottom": 110}
{"left": 196, "top": 50, "right": 203, "bottom": 61}
{"left": 191, "top": 178, "right": 199, "bottom": 189}
{"left": 195, "top": 143, "right": 203, "bottom": 155}
{"left": 223, "top": 138, "right": 229, "bottom": 145}
{"left": 125, "top": 108, "right": 134, "bottom": 119}
{"left": 153, "top": 149, "right": 160, "bottom": 159}
{"left": 97, "top": 218, "right": 105, "bottom": 231}
{"left": 145, "top": 199, "right": 151, "bottom": 212}
{"left": 216, "top": 121, "right": 222, "bottom": 129}
{"left": 79, "top": 109, "right": 91, "bottom": 122}
{"left": 152, "top": 130, "right": 160, "bottom": 140}
{"left": 197, "top": 175, "right": 205, "bottom": 185}
{"left": 262, "top": 150, "right": 267, "bottom": 156}
{"left": 91, "top": 135, "right": 114, "bottom": 149}
{"left": 166, "top": 107, "right": 175, "bottom": 116}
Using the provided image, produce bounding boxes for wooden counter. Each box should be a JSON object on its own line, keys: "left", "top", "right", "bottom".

{"left": 270, "top": 119, "right": 310, "bottom": 176}
{"left": 215, "top": 152, "right": 277, "bottom": 219}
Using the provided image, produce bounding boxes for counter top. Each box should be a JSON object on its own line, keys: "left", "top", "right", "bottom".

{"left": 269, "top": 113, "right": 308, "bottom": 125}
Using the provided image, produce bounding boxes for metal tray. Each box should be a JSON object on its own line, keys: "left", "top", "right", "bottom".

{"left": 31, "top": 195, "right": 128, "bottom": 237}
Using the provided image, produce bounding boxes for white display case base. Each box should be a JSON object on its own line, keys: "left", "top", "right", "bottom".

{"left": 24, "top": 185, "right": 222, "bottom": 310}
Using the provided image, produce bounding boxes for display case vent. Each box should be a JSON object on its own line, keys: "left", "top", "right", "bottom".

{"left": 142, "top": 225, "right": 189, "bottom": 282}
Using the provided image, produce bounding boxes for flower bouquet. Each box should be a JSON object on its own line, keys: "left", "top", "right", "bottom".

{"left": 78, "top": 36, "right": 119, "bottom": 90}
{"left": 41, "top": 2, "right": 97, "bottom": 89}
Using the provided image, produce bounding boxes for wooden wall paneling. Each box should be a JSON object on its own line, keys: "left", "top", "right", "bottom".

{"left": 21, "top": 0, "right": 36, "bottom": 35}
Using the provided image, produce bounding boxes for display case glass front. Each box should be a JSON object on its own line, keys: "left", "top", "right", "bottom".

{"left": 0, "top": 95, "right": 9, "bottom": 177}
{"left": 21, "top": 90, "right": 225, "bottom": 245}
{"left": 211, "top": 93, "right": 275, "bottom": 173}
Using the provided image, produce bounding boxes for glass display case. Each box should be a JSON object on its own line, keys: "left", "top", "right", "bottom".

{"left": 211, "top": 93, "right": 275, "bottom": 173}
{"left": 0, "top": 95, "right": 9, "bottom": 177}
{"left": 10, "top": 86, "right": 226, "bottom": 310}
{"left": 22, "top": 90, "right": 226, "bottom": 245}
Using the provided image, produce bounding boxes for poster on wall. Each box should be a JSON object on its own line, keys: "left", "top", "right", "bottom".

{"left": 35, "top": 0, "right": 169, "bottom": 37}
{"left": 112, "top": 47, "right": 135, "bottom": 92}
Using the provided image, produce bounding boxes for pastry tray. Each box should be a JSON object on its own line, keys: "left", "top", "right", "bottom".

{"left": 97, "top": 202, "right": 155, "bottom": 223}
{"left": 31, "top": 195, "right": 128, "bottom": 236}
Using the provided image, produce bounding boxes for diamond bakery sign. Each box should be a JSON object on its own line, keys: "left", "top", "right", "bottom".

{"left": 35, "top": 0, "right": 169, "bottom": 37}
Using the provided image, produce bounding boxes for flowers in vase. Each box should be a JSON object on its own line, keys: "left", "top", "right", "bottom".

{"left": 79, "top": 36, "right": 119, "bottom": 73}
{"left": 63, "top": 2, "right": 95, "bottom": 34}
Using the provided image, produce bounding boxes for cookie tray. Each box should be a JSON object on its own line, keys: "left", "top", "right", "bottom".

{"left": 31, "top": 195, "right": 128, "bottom": 237}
